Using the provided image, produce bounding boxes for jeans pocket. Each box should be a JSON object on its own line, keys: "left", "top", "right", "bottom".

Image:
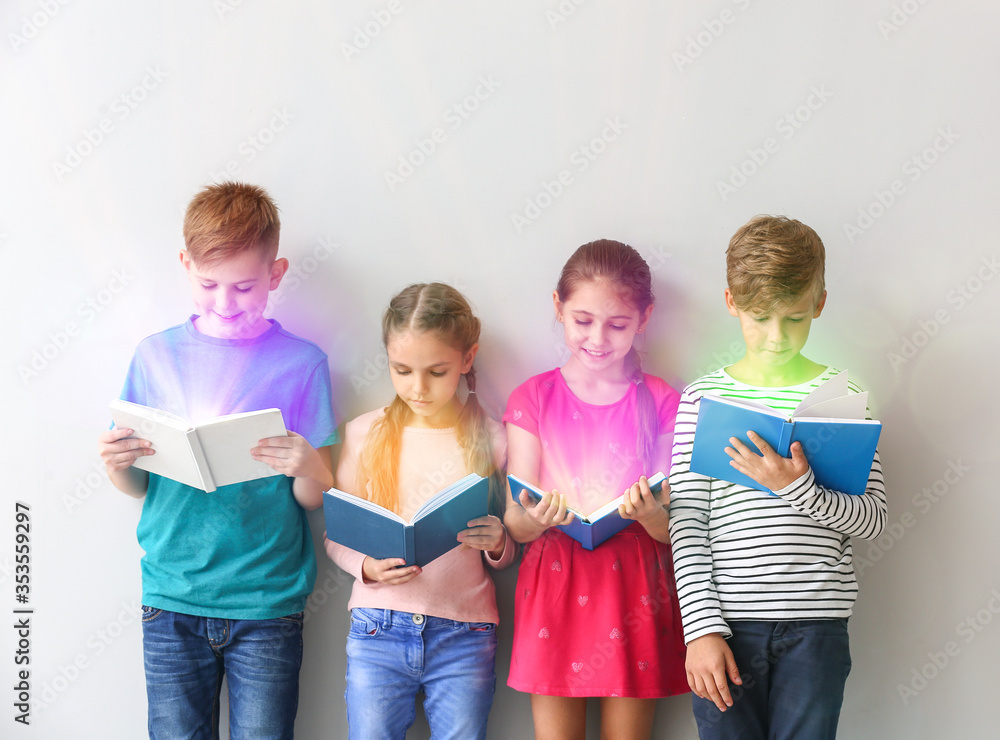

{"left": 349, "top": 608, "right": 383, "bottom": 638}
{"left": 466, "top": 622, "right": 496, "bottom": 634}
{"left": 278, "top": 611, "right": 304, "bottom": 624}
{"left": 141, "top": 605, "right": 163, "bottom": 623}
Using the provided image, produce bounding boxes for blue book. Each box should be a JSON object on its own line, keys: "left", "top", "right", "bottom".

{"left": 323, "top": 473, "right": 489, "bottom": 567}
{"left": 508, "top": 472, "right": 666, "bottom": 550}
{"left": 689, "top": 373, "right": 881, "bottom": 496}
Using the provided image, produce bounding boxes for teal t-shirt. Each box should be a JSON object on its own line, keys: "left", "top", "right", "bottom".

{"left": 121, "top": 317, "right": 338, "bottom": 619}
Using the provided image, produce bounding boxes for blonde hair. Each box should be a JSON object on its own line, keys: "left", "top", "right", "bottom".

{"left": 726, "top": 215, "right": 825, "bottom": 312}
{"left": 359, "top": 283, "right": 503, "bottom": 516}
{"left": 556, "top": 240, "right": 658, "bottom": 471}
{"left": 183, "top": 182, "right": 280, "bottom": 266}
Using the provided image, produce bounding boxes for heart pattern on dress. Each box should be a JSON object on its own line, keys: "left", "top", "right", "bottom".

{"left": 640, "top": 594, "right": 651, "bottom": 606}
{"left": 572, "top": 662, "right": 583, "bottom": 673}
{"left": 637, "top": 660, "right": 648, "bottom": 671}
{"left": 609, "top": 628, "right": 624, "bottom": 640}
{"left": 538, "top": 627, "right": 550, "bottom": 639}
{"left": 523, "top": 589, "right": 531, "bottom": 599}
{"left": 577, "top": 595, "right": 589, "bottom": 606}
{"left": 551, "top": 560, "right": 562, "bottom": 572}
{"left": 612, "top": 559, "right": 622, "bottom": 571}
{"left": 512, "top": 409, "right": 522, "bottom": 421}
{"left": 572, "top": 411, "right": 583, "bottom": 421}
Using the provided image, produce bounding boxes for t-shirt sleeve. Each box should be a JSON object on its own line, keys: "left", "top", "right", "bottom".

{"left": 290, "top": 356, "right": 339, "bottom": 449}
{"left": 502, "top": 376, "right": 541, "bottom": 436}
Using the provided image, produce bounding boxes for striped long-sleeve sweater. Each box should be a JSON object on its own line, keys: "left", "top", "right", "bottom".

{"left": 667, "top": 366, "right": 886, "bottom": 644}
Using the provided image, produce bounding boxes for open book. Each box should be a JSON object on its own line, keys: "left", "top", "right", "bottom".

{"left": 109, "top": 399, "right": 287, "bottom": 493}
{"left": 509, "top": 472, "right": 666, "bottom": 550}
{"left": 323, "top": 473, "right": 489, "bottom": 567}
{"left": 689, "top": 371, "right": 881, "bottom": 495}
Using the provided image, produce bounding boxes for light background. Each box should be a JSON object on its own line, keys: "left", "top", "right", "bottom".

{"left": 3, "top": 1, "right": 997, "bottom": 738}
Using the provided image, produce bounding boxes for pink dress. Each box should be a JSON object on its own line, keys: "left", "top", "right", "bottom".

{"left": 504, "top": 369, "right": 689, "bottom": 698}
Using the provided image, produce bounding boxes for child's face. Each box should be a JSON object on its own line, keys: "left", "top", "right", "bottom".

{"left": 180, "top": 250, "right": 287, "bottom": 339}
{"left": 554, "top": 279, "right": 652, "bottom": 377}
{"left": 726, "top": 288, "right": 827, "bottom": 370}
{"left": 385, "top": 330, "right": 477, "bottom": 429}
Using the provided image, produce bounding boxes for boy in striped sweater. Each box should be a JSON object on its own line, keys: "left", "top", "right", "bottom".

{"left": 668, "top": 215, "right": 886, "bottom": 740}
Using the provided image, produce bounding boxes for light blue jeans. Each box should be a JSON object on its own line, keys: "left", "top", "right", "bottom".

{"left": 345, "top": 608, "right": 498, "bottom": 740}
{"left": 141, "top": 607, "right": 303, "bottom": 740}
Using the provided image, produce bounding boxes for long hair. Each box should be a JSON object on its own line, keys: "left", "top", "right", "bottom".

{"left": 556, "top": 239, "right": 658, "bottom": 471}
{"left": 359, "top": 283, "right": 504, "bottom": 516}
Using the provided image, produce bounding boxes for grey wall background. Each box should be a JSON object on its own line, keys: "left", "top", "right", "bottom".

{"left": 3, "top": 1, "right": 997, "bottom": 738}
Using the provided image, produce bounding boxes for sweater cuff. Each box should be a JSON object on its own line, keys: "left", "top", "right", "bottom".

{"left": 771, "top": 468, "right": 815, "bottom": 502}
{"left": 484, "top": 527, "right": 517, "bottom": 570}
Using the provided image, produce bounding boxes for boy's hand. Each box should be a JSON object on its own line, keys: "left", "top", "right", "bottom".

{"left": 686, "top": 633, "right": 743, "bottom": 712}
{"left": 619, "top": 475, "right": 668, "bottom": 525}
{"left": 520, "top": 488, "right": 574, "bottom": 531}
{"left": 252, "top": 431, "right": 325, "bottom": 481}
{"left": 361, "top": 556, "right": 421, "bottom": 586}
{"left": 726, "top": 432, "right": 809, "bottom": 492}
{"left": 98, "top": 428, "right": 153, "bottom": 473}
{"left": 457, "top": 515, "right": 507, "bottom": 559}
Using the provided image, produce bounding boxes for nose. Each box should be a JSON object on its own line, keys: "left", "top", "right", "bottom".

{"left": 413, "top": 372, "right": 429, "bottom": 395}
{"left": 217, "top": 287, "right": 238, "bottom": 310}
{"left": 766, "top": 320, "right": 786, "bottom": 345}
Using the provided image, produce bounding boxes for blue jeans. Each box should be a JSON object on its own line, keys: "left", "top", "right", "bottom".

{"left": 141, "top": 607, "right": 303, "bottom": 740}
{"left": 693, "top": 619, "right": 852, "bottom": 740}
{"left": 345, "top": 608, "right": 497, "bottom": 740}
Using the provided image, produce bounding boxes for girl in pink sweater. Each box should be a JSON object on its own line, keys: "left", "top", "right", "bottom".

{"left": 325, "top": 282, "right": 514, "bottom": 740}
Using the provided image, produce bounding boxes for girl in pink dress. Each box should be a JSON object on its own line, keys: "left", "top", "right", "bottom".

{"left": 503, "top": 240, "right": 688, "bottom": 739}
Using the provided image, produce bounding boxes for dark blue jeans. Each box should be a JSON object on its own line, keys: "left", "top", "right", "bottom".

{"left": 692, "top": 619, "right": 852, "bottom": 740}
{"left": 141, "top": 607, "right": 303, "bottom": 740}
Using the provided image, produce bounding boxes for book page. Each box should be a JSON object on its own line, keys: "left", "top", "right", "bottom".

{"left": 794, "top": 371, "right": 850, "bottom": 416}
{"left": 194, "top": 409, "right": 287, "bottom": 489}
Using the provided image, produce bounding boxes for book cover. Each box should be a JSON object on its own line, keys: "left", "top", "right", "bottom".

{"left": 323, "top": 473, "right": 489, "bottom": 567}
{"left": 109, "top": 399, "right": 287, "bottom": 492}
{"left": 508, "top": 472, "right": 666, "bottom": 550}
{"left": 688, "top": 372, "right": 881, "bottom": 495}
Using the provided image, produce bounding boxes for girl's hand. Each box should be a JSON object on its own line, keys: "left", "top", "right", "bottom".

{"left": 726, "top": 432, "right": 809, "bottom": 491}
{"left": 98, "top": 427, "right": 153, "bottom": 473}
{"left": 618, "top": 475, "right": 668, "bottom": 526}
{"left": 519, "top": 488, "right": 574, "bottom": 532}
{"left": 458, "top": 515, "right": 507, "bottom": 559}
{"left": 361, "top": 557, "right": 421, "bottom": 586}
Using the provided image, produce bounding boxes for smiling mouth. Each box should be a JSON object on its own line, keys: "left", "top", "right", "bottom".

{"left": 215, "top": 312, "right": 243, "bottom": 321}
{"left": 583, "top": 348, "right": 611, "bottom": 358}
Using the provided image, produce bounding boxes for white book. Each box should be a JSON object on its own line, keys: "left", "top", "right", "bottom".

{"left": 109, "top": 399, "right": 287, "bottom": 492}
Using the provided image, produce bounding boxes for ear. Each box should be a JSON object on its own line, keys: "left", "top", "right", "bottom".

{"left": 462, "top": 343, "right": 479, "bottom": 373}
{"left": 724, "top": 288, "right": 740, "bottom": 318}
{"left": 637, "top": 303, "right": 654, "bottom": 332}
{"left": 269, "top": 257, "right": 289, "bottom": 290}
{"left": 179, "top": 250, "right": 193, "bottom": 273}
{"left": 812, "top": 290, "right": 828, "bottom": 318}
{"left": 552, "top": 290, "right": 564, "bottom": 322}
